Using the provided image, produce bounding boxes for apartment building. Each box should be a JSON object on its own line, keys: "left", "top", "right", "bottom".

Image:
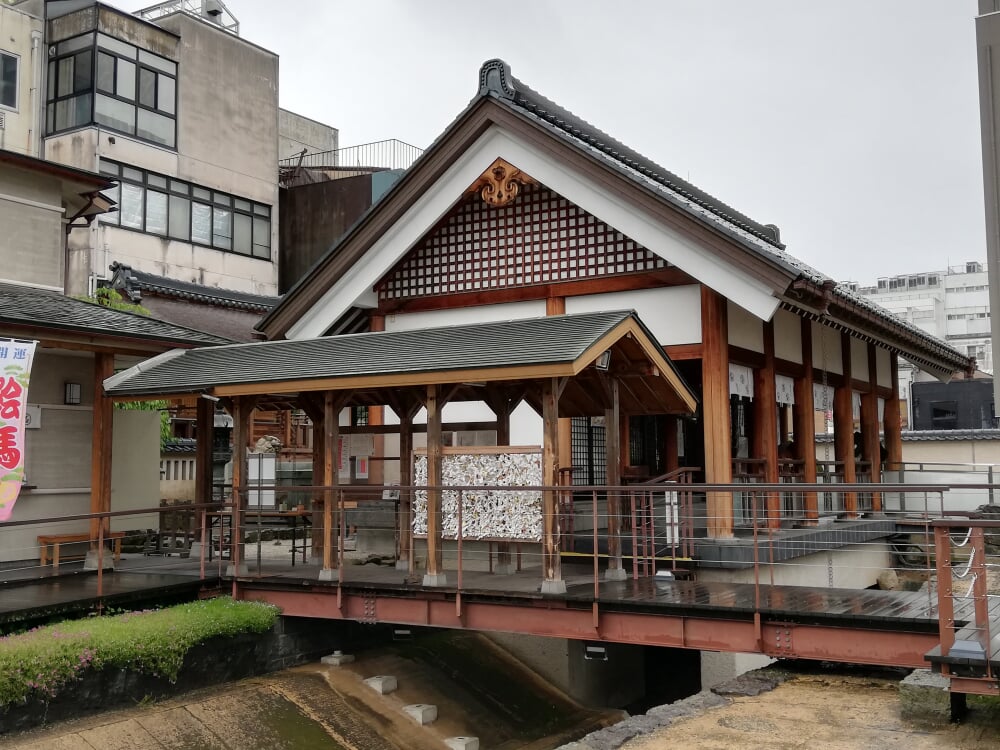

{"left": 848, "top": 261, "right": 992, "bottom": 425}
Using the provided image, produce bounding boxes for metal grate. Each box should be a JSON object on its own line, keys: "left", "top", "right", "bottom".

{"left": 629, "top": 415, "right": 667, "bottom": 477}
{"left": 0, "top": 111, "right": 5, "bottom": 130}
{"left": 570, "top": 416, "right": 606, "bottom": 486}
{"left": 378, "top": 183, "right": 668, "bottom": 301}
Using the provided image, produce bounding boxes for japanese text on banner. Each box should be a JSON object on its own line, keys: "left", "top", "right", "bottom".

{"left": 0, "top": 341, "right": 36, "bottom": 521}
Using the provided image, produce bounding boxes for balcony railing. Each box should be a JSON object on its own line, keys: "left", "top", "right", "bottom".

{"left": 279, "top": 139, "right": 423, "bottom": 186}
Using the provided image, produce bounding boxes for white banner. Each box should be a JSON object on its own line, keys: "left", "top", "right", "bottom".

{"left": 0, "top": 340, "right": 36, "bottom": 521}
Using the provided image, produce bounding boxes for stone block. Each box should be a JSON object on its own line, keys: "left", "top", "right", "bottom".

{"left": 899, "top": 668, "right": 951, "bottom": 723}
{"left": 321, "top": 650, "right": 355, "bottom": 667}
{"left": 445, "top": 737, "right": 480, "bottom": 750}
{"left": 403, "top": 703, "right": 437, "bottom": 725}
{"left": 364, "top": 675, "right": 398, "bottom": 694}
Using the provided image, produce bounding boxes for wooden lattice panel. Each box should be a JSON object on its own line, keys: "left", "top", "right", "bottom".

{"left": 378, "top": 184, "right": 668, "bottom": 300}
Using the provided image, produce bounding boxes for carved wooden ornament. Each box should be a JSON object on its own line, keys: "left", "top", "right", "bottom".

{"left": 468, "top": 158, "right": 537, "bottom": 207}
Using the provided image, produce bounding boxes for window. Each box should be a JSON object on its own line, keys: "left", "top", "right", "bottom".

{"left": 0, "top": 52, "right": 17, "bottom": 110}
{"left": 930, "top": 401, "right": 958, "bottom": 430}
{"left": 98, "top": 159, "right": 272, "bottom": 259}
{"left": 47, "top": 32, "right": 176, "bottom": 148}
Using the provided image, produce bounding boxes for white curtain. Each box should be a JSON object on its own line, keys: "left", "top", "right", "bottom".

{"left": 729, "top": 364, "right": 754, "bottom": 399}
{"left": 775, "top": 374, "right": 795, "bottom": 405}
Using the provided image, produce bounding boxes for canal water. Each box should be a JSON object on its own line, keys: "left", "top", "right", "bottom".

{"left": 3, "top": 632, "right": 620, "bottom": 750}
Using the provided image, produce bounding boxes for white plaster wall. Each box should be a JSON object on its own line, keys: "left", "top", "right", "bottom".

{"left": 384, "top": 300, "right": 547, "bottom": 332}
{"left": 0, "top": 168, "right": 64, "bottom": 288}
{"left": 773, "top": 308, "right": 802, "bottom": 363}
{"left": 727, "top": 300, "right": 764, "bottom": 353}
{"left": 110, "top": 410, "right": 160, "bottom": 532}
{"left": 564, "top": 285, "right": 702, "bottom": 345}
{"left": 851, "top": 337, "right": 869, "bottom": 382}
{"left": 876, "top": 347, "right": 892, "bottom": 388}
{"left": 812, "top": 322, "right": 843, "bottom": 374}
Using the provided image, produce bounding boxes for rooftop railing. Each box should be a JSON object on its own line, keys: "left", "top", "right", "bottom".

{"left": 278, "top": 139, "right": 424, "bottom": 186}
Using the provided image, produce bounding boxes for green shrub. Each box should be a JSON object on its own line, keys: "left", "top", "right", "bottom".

{"left": 0, "top": 597, "right": 279, "bottom": 707}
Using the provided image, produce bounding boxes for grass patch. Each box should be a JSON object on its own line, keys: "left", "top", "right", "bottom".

{"left": 0, "top": 597, "right": 279, "bottom": 707}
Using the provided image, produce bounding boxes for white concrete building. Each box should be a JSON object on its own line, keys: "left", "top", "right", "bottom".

{"left": 848, "top": 261, "right": 991, "bottom": 425}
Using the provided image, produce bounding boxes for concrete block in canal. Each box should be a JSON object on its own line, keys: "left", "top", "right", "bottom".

{"left": 404, "top": 703, "right": 438, "bottom": 724}
{"left": 364, "top": 675, "right": 398, "bottom": 694}
{"left": 445, "top": 737, "right": 480, "bottom": 750}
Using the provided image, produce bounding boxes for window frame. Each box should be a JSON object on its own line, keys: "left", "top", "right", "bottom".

{"left": 46, "top": 32, "right": 177, "bottom": 149}
{"left": 0, "top": 50, "right": 19, "bottom": 111}
{"left": 99, "top": 159, "right": 272, "bottom": 261}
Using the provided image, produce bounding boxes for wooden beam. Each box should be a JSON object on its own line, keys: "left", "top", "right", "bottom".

{"left": 754, "top": 321, "right": 780, "bottom": 529}
{"left": 541, "top": 377, "right": 564, "bottom": 592}
{"left": 863, "top": 343, "right": 882, "bottom": 512}
{"left": 701, "top": 286, "right": 733, "bottom": 538}
{"left": 546, "top": 296, "right": 566, "bottom": 316}
{"left": 605, "top": 376, "right": 624, "bottom": 578}
{"left": 425, "top": 383, "right": 445, "bottom": 584}
{"left": 793, "top": 317, "right": 818, "bottom": 522}
{"left": 228, "top": 395, "right": 256, "bottom": 573}
{"left": 399, "top": 410, "right": 415, "bottom": 573}
{"left": 834, "top": 332, "right": 857, "bottom": 516}
{"left": 90, "top": 353, "right": 114, "bottom": 545}
{"left": 378, "top": 268, "right": 694, "bottom": 315}
{"left": 885, "top": 352, "right": 903, "bottom": 468}
{"left": 322, "top": 391, "right": 340, "bottom": 576}
{"left": 663, "top": 343, "right": 702, "bottom": 361}
{"left": 195, "top": 396, "right": 214, "bottom": 505}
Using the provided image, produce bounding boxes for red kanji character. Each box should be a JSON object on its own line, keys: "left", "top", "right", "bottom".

{"left": 0, "top": 425, "right": 20, "bottom": 469}
{"left": 0, "top": 377, "right": 22, "bottom": 420}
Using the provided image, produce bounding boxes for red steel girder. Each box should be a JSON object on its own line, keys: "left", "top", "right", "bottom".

{"left": 242, "top": 586, "right": 938, "bottom": 669}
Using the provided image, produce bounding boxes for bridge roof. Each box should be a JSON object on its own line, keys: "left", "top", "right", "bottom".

{"left": 104, "top": 310, "right": 698, "bottom": 417}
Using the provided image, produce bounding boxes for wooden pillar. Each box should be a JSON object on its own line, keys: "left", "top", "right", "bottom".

{"left": 369, "top": 312, "right": 386, "bottom": 486}
{"left": 753, "top": 320, "right": 780, "bottom": 529}
{"left": 541, "top": 377, "right": 566, "bottom": 593}
{"left": 664, "top": 416, "right": 679, "bottom": 474}
{"left": 300, "top": 396, "right": 325, "bottom": 557}
{"left": 546, "top": 297, "right": 575, "bottom": 485}
{"left": 884, "top": 353, "right": 903, "bottom": 468}
{"left": 319, "top": 391, "right": 340, "bottom": 580}
{"left": 492, "top": 392, "right": 515, "bottom": 575}
{"left": 701, "top": 287, "right": 733, "bottom": 538}
{"left": 398, "top": 408, "right": 414, "bottom": 572}
{"left": 89, "top": 352, "right": 114, "bottom": 546}
{"left": 195, "top": 396, "right": 214, "bottom": 505}
{"left": 228, "top": 395, "right": 254, "bottom": 574}
{"left": 605, "top": 377, "right": 626, "bottom": 579}
{"left": 863, "top": 343, "right": 882, "bottom": 512}
{"left": 793, "top": 318, "right": 818, "bottom": 522}
{"left": 424, "top": 383, "right": 446, "bottom": 586}
{"left": 834, "top": 333, "right": 857, "bottom": 516}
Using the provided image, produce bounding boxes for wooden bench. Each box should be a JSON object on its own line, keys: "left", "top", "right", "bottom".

{"left": 37, "top": 532, "right": 125, "bottom": 570}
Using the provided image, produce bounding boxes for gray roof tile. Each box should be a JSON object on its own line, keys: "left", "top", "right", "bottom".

{"left": 107, "top": 310, "right": 639, "bottom": 396}
{"left": 109, "top": 262, "right": 279, "bottom": 312}
{"left": 0, "top": 281, "right": 232, "bottom": 347}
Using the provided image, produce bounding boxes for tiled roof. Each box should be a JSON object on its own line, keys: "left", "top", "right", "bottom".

{"left": 476, "top": 60, "right": 970, "bottom": 374}
{"left": 110, "top": 263, "right": 278, "bottom": 313}
{"left": 107, "top": 310, "right": 654, "bottom": 396}
{"left": 815, "top": 429, "right": 1000, "bottom": 442}
{"left": 0, "top": 281, "right": 232, "bottom": 347}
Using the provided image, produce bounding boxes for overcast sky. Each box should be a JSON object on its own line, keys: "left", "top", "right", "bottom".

{"left": 122, "top": 0, "right": 986, "bottom": 283}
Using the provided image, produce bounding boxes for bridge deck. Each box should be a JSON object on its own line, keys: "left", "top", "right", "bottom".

{"left": 4, "top": 553, "right": 997, "bottom": 673}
